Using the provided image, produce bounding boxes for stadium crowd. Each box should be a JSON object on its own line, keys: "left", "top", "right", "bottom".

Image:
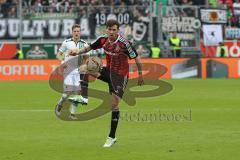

{"left": 1, "top": 0, "right": 240, "bottom": 18}
{"left": 0, "top": 0, "right": 147, "bottom": 18}
{"left": 0, "top": 0, "right": 202, "bottom": 18}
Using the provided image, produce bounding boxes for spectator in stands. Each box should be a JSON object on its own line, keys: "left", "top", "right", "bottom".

{"left": 48, "top": 6, "right": 54, "bottom": 13}
{"left": 120, "top": 0, "right": 132, "bottom": 5}
{"left": 63, "top": 0, "right": 70, "bottom": 13}
{"left": 49, "top": 0, "right": 57, "bottom": 12}
{"left": 53, "top": 0, "right": 63, "bottom": 12}
{"left": 79, "top": 7, "right": 88, "bottom": 18}
{"left": 68, "top": 4, "right": 75, "bottom": 13}
{"left": 7, "top": 6, "right": 17, "bottom": 18}
{"left": 1, "top": 0, "right": 11, "bottom": 18}
{"left": 81, "top": 0, "right": 89, "bottom": 6}
{"left": 233, "top": 0, "right": 240, "bottom": 15}
{"left": 33, "top": 0, "right": 43, "bottom": 13}
{"left": 102, "top": 0, "right": 112, "bottom": 5}
{"left": 181, "top": 0, "right": 194, "bottom": 16}
{"left": 90, "top": 0, "right": 100, "bottom": 5}
{"left": 76, "top": 0, "right": 80, "bottom": 7}
{"left": 192, "top": 0, "right": 205, "bottom": 5}
{"left": 132, "top": 0, "right": 144, "bottom": 5}
{"left": 233, "top": 0, "right": 240, "bottom": 26}
{"left": 113, "top": 0, "right": 121, "bottom": 5}
{"left": 42, "top": 0, "right": 49, "bottom": 6}
{"left": 174, "top": 0, "right": 181, "bottom": 5}
{"left": 226, "top": 2, "right": 236, "bottom": 26}
{"left": 182, "top": 0, "right": 193, "bottom": 5}
{"left": 230, "top": 2, "right": 239, "bottom": 27}
{"left": 23, "top": 0, "right": 31, "bottom": 8}
{"left": 218, "top": 0, "right": 227, "bottom": 5}
{"left": 136, "top": 44, "right": 150, "bottom": 58}
{"left": 11, "top": 0, "right": 19, "bottom": 6}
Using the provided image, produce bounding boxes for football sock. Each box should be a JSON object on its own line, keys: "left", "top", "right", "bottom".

{"left": 70, "top": 101, "right": 78, "bottom": 114}
{"left": 80, "top": 74, "right": 88, "bottom": 99}
{"left": 109, "top": 110, "right": 120, "bottom": 138}
{"left": 58, "top": 93, "right": 68, "bottom": 106}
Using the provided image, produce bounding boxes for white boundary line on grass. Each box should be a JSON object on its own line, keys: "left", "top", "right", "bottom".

{"left": 0, "top": 108, "right": 238, "bottom": 112}
{"left": 0, "top": 109, "right": 52, "bottom": 112}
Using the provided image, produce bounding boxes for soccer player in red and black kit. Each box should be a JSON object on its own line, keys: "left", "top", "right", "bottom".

{"left": 69, "top": 19, "right": 144, "bottom": 147}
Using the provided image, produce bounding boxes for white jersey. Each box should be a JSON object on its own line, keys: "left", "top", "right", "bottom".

{"left": 59, "top": 38, "right": 89, "bottom": 74}
{"left": 59, "top": 38, "right": 88, "bottom": 62}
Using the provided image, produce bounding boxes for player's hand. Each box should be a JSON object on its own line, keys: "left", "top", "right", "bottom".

{"left": 69, "top": 48, "right": 79, "bottom": 56}
{"left": 138, "top": 75, "right": 144, "bottom": 86}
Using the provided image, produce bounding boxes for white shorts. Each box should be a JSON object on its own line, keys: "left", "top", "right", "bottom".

{"left": 63, "top": 69, "right": 81, "bottom": 92}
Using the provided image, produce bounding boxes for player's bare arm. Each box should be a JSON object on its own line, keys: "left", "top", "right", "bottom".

{"left": 57, "top": 51, "right": 64, "bottom": 60}
{"left": 135, "top": 56, "right": 144, "bottom": 86}
{"left": 57, "top": 51, "right": 65, "bottom": 66}
{"left": 69, "top": 45, "right": 92, "bottom": 56}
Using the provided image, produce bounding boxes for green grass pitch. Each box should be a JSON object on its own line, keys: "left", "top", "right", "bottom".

{"left": 0, "top": 79, "right": 240, "bottom": 160}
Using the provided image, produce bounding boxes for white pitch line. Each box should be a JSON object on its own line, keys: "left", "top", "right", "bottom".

{"left": 0, "top": 109, "right": 52, "bottom": 112}
{"left": 0, "top": 108, "right": 239, "bottom": 113}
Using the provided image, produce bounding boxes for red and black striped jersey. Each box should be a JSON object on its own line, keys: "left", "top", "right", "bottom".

{"left": 90, "top": 35, "right": 138, "bottom": 76}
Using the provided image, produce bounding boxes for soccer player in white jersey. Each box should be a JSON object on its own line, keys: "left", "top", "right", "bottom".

{"left": 55, "top": 24, "right": 89, "bottom": 119}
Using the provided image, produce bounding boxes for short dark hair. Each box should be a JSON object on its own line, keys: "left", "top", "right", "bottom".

{"left": 106, "top": 19, "right": 120, "bottom": 29}
{"left": 72, "top": 24, "right": 81, "bottom": 31}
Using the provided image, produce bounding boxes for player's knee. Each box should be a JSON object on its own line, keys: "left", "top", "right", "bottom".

{"left": 111, "top": 102, "right": 119, "bottom": 110}
{"left": 111, "top": 106, "right": 119, "bottom": 111}
{"left": 111, "top": 94, "right": 120, "bottom": 109}
{"left": 111, "top": 99, "right": 118, "bottom": 106}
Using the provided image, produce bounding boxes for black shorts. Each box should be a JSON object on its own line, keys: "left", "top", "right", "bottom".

{"left": 97, "top": 67, "right": 128, "bottom": 98}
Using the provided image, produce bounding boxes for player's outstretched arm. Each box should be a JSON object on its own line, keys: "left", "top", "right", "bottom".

{"left": 57, "top": 51, "right": 64, "bottom": 62}
{"left": 69, "top": 46, "right": 92, "bottom": 56}
{"left": 57, "top": 51, "right": 63, "bottom": 58}
{"left": 135, "top": 56, "right": 144, "bottom": 86}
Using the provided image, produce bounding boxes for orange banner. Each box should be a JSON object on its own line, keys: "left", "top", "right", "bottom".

{"left": 0, "top": 60, "right": 60, "bottom": 80}
{"left": 1, "top": 58, "right": 240, "bottom": 81}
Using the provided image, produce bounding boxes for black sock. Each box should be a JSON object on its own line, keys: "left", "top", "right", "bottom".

{"left": 109, "top": 110, "right": 120, "bottom": 138}
{"left": 80, "top": 74, "right": 88, "bottom": 99}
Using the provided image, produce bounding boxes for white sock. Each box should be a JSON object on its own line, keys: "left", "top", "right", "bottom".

{"left": 70, "top": 102, "right": 78, "bottom": 114}
{"left": 58, "top": 93, "right": 68, "bottom": 106}
{"left": 81, "top": 96, "right": 88, "bottom": 103}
